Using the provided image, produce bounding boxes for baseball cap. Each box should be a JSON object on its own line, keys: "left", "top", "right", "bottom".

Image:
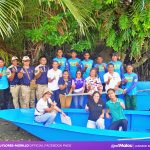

{"left": 11, "top": 56, "right": 18, "bottom": 61}
{"left": 22, "top": 56, "right": 30, "bottom": 61}
{"left": 43, "top": 88, "right": 53, "bottom": 96}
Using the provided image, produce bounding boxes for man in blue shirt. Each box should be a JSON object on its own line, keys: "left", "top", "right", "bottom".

{"left": 53, "top": 49, "right": 68, "bottom": 72}
{"left": 82, "top": 52, "right": 93, "bottom": 79}
{"left": 122, "top": 64, "right": 138, "bottom": 110}
{"left": 94, "top": 55, "right": 107, "bottom": 90}
{"left": 18, "top": 56, "right": 35, "bottom": 108}
{"left": 7, "top": 56, "right": 22, "bottom": 108}
{"left": 68, "top": 50, "right": 82, "bottom": 79}
{"left": 0, "top": 57, "right": 11, "bottom": 109}
{"left": 108, "top": 53, "right": 124, "bottom": 79}
{"left": 35, "top": 56, "right": 48, "bottom": 100}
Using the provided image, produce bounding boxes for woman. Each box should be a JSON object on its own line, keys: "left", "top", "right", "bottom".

{"left": 34, "top": 88, "right": 65, "bottom": 126}
{"left": 58, "top": 70, "right": 72, "bottom": 108}
{"left": 106, "top": 88, "right": 128, "bottom": 131}
{"left": 86, "top": 68, "right": 103, "bottom": 94}
{"left": 85, "top": 91, "right": 105, "bottom": 129}
{"left": 72, "top": 70, "right": 85, "bottom": 108}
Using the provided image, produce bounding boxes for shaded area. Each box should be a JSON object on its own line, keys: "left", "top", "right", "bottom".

{"left": 0, "top": 119, "right": 41, "bottom": 141}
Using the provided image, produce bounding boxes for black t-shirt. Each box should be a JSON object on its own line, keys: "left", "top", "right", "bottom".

{"left": 87, "top": 99, "right": 105, "bottom": 122}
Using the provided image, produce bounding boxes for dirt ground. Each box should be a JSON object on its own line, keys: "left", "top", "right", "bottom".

{"left": 0, "top": 119, "right": 41, "bottom": 141}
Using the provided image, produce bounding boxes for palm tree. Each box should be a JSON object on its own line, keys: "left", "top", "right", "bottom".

{"left": 0, "top": 0, "right": 24, "bottom": 39}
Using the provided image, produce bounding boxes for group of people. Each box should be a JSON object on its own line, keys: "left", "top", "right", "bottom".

{"left": 0, "top": 49, "right": 138, "bottom": 131}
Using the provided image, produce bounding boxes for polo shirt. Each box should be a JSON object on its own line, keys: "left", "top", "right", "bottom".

{"left": 35, "top": 64, "right": 48, "bottom": 84}
{"left": 106, "top": 98, "right": 126, "bottom": 122}
{"left": 0, "top": 66, "right": 9, "bottom": 89}
{"left": 87, "top": 99, "right": 105, "bottom": 122}
{"left": 104, "top": 72, "right": 121, "bottom": 91}
{"left": 58, "top": 77, "right": 72, "bottom": 94}
{"left": 47, "top": 68, "right": 62, "bottom": 91}
{"left": 21, "top": 66, "right": 35, "bottom": 86}
{"left": 7, "top": 65, "right": 22, "bottom": 85}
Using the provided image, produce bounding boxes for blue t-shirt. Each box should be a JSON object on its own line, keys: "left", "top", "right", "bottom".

{"left": 21, "top": 66, "right": 35, "bottom": 86}
{"left": 94, "top": 63, "right": 107, "bottom": 83}
{"left": 58, "top": 77, "right": 72, "bottom": 94}
{"left": 35, "top": 65, "right": 48, "bottom": 85}
{"left": 123, "top": 73, "right": 138, "bottom": 95}
{"left": 53, "top": 57, "right": 68, "bottom": 72}
{"left": 82, "top": 59, "right": 93, "bottom": 79}
{"left": 68, "top": 58, "right": 82, "bottom": 79}
{"left": 108, "top": 61, "right": 124, "bottom": 79}
{"left": 0, "top": 66, "right": 9, "bottom": 89}
{"left": 7, "top": 65, "right": 22, "bottom": 85}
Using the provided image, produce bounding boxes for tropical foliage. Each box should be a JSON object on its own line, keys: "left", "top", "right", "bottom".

{"left": 0, "top": 0, "right": 150, "bottom": 67}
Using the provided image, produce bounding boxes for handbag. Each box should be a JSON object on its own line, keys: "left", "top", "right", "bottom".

{"left": 24, "top": 67, "right": 37, "bottom": 90}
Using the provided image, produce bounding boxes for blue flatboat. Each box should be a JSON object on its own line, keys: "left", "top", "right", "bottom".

{"left": 0, "top": 108, "right": 150, "bottom": 141}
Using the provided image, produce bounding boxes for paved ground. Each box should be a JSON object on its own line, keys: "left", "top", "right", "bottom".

{"left": 0, "top": 119, "right": 41, "bottom": 141}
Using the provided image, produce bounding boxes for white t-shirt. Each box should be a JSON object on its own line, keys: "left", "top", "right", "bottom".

{"left": 104, "top": 72, "right": 121, "bottom": 91}
{"left": 34, "top": 98, "right": 52, "bottom": 116}
{"left": 47, "top": 68, "right": 62, "bottom": 91}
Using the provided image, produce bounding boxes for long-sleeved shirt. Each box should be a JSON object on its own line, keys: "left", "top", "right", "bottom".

{"left": 123, "top": 72, "right": 138, "bottom": 95}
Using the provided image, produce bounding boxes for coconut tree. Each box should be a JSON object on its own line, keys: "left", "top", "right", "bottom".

{"left": 0, "top": 0, "right": 24, "bottom": 39}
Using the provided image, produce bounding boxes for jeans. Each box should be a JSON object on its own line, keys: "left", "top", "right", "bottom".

{"left": 87, "top": 118, "right": 105, "bottom": 129}
{"left": 51, "top": 89, "right": 61, "bottom": 108}
{"left": 73, "top": 95, "right": 84, "bottom": 109}
{"left": 34, "top": 112, "right": 57, "bottom": 126}
{"left": 0, "top": 88, "right": 14, "bottom": 109}
{"left": 109, "top": 119, "right": 128, "bottom": 131}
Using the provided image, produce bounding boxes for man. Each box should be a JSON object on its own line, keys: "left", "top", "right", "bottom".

{"left": 108, "top": 53, "right": 124, "bottom": 79}
{"left": 47, "top": 61, "right": 62, "bottom": 108}
{"left": 18, "top": 56, "right": 35, "bottom": 108}
{"left": 7, "top": 56, "right": 22, "bottom": 108}
{"left": 0, "top": 57, "right": 11, "bottom": 109}
{"left": 53, "top": 49, "right": 68, "bottom": 72}
{"left": 94, "top": 55, "right": 107, "bottom": 90}
{"left": 35, "top": 56, "right": 48, "bottom": 100}
{"left": 82, "top": 52, "right": 94, "bottom": 79}
{"left": 106, "top": 88, "right": 128, "bottom": 131}
{"left": 68, "top": 50, "right": 82, "bottom": 79}
{"left": 122, "top": 64, "right": 138, "bottom": 110}
{"left": 104, "top": 63, "right": 121, "bottom": 92}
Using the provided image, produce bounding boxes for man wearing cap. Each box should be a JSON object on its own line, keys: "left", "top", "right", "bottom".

{"left": 35, "top": 56, "right": 48, "bottom": 100}
{"left": 108, "top": 53, "right": 124, "bottom": 79}
{"left": 7, "top": 56, "right": 22, "bottom": 108}
{"left": 18, "top": 56, "right": 35, "bottom": 108}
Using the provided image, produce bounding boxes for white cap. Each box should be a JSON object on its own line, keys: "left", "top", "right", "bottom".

{"left": 11, "top": 56, "right": 18, "bottom": 61}
{"left": 22, "top": 56, "right": 30, "bottom": 61}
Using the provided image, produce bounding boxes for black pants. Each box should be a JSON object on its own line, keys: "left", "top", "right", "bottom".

{"left": 109, "top": 119, "right": 128, "bottom": 131}
{"left": 0, "top": 88, "right": 14, "bottom": 109}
